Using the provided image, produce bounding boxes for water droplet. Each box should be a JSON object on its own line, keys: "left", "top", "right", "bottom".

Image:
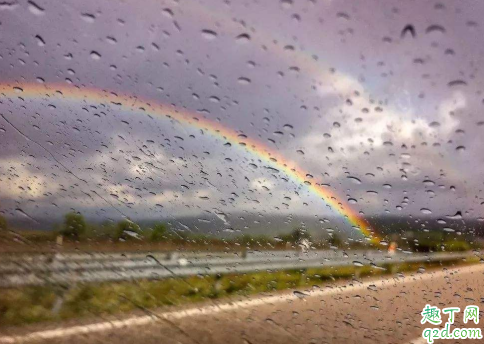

{"left": 81, "top": 13, "right": 95, "bottom": 23}
{"left": 201, "top": 29, "right": 217, "bottom": 40}
{"left": 426, "top": 24, "right": 446, "bottom": 35}
{"left": 280, "top": 0, "right": 293, "bottom": 9}
{"left": 337, "top": 12, "right": 350, "bottom": 20}
{"left": 293, "top": 290, "right": 308, "bottom": 299}
{"left": 106, "top": 36, "right": 117, "bottom": 44}
{"left": 448, "top": 80, "right": 467, "bottom": 87}
{"left": 401, "top": 24, "right": 416, "bottom": 38}
{"left": 28, "top": 0, "right": 44, "bottom": 15}
{"left": 347, "top": 176, "right": 361, "bottom": 184}
{"left": 15, "top": 208, "right": 38, "bottom": 223}
{"left": 237, "top": 77, "right": 251, "bottom": 85}
{"left": 367, "top": 284, "right": 378, "bottom": 291}
{"left": 0, "top": 1, "right": 18, "bottom": 10}
{"left": 236, "top": 33, "right": 251, "bottom": 43}
{"left": 447, "top": 211, "right": 462, "bottom": 220}
{"left": 35, "top": 35, "right": 45, "bottom": 46}
{"left": 90, "top": 51, "right": 101, "bottom": 60}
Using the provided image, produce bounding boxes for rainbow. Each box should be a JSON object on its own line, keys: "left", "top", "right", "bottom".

{"left": 0, "top": 82, "right": 381, "bottom": 245}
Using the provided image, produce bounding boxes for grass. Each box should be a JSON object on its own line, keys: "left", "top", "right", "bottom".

{"left": 0, "top": 258, "right": 476, "bottom": 327}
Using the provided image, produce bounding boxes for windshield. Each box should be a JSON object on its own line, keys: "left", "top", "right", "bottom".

{"left": 1, "top": 1, "right": 483, "bottom": 343}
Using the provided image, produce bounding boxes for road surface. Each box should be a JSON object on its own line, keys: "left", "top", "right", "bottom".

{"left": 1, "top": 263, "right": 483, "bottom": 344}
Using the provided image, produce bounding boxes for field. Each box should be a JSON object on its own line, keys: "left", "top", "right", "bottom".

{"left": 0, "top": 258, "right": 476, "bottom": 327}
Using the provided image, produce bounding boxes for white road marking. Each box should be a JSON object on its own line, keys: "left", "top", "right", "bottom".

{"left": 1, "top": 264, "right": 483, "bottom": 343}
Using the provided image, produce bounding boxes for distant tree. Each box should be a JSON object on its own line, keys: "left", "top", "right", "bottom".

{"left": 291, "top": 227, "right": 311, "bottom": 243}
{"left": 329, "top": 233, "right": 343, "bottom": 248}
{"left": 61, "top": 212, "right": 87, "bottom": 240}
{"left": 0, "top": 215, "right": 7, "bottom": 232}
{"left": 114, "top": 219, "right": 142, "bottom": 241}
{"left": 277, "top": 228, "right": 311, "bottom": 245}
{"left": 149, "top": 222, "right": 168, "bottom": 242}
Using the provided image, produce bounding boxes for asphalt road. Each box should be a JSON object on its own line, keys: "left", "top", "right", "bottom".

{"left": 2, "top": 263, "right": 484, "bottom": 344}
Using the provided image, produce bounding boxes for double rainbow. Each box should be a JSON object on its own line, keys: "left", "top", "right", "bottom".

{"left": 0, "top": 82, "right": 381, "bottom": 245}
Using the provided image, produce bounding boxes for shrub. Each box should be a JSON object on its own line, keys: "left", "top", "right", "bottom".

{"left": 61, "top": 212, "right": 86, "bottom": 240}
{"left": 443, "top": 240, "right": 470, "bottom": 252}
{"left": 149, "top": 223, "right": 168, "bottom": 242}
{"left": 114, "top": 219, "right": 142, "bottom": 241}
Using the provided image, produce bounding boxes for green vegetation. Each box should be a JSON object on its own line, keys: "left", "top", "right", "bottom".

{"left": 390, "top": 230, "right": 476, "bottom": 253}
{"left": 61, "top": 212, "right": 87, "bottom": 240}
{"left": 328, "top": 233, "right": 343, "bottom": 248}
{"left": 114, "top": 219, "right": 142, "bottom": 241}
{"left": 442, "top": 240, "right": 470, "bottom": 251}
{"left": 7, "top": 212, "right": 344, "bottom": 251}
{"left": 0, "top": 259, "right": 472, "bottom": 327}
{"left": 149, "top": 222, "right": 168, "bottom": 242}
{"left": 3, "top": 212, "right": 479, "bottom": 254}
{"left": 278, "top": 227, "right": 312, "bottom": 245}
{"left": 0, "top": 215, "right": 7, "bottom": 232}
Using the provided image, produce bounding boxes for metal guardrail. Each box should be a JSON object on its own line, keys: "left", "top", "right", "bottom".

{"left": 0, "top": 250, "right": 475, "bottom": 288}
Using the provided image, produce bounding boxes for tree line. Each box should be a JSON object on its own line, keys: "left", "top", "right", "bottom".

{"left": 0, "top": 212, "right": 352, "bottom": 249}
{"left": 1, "top": 212, "right": 476, "bottom": 252}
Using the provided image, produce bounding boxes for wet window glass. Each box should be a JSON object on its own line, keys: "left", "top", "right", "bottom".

{"left": 0, "top": 1, "right": 483, "bottom": 343}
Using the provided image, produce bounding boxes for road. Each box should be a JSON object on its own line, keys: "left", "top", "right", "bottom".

{"left": 1, "top": 263, "right": 483, "bottom": 344}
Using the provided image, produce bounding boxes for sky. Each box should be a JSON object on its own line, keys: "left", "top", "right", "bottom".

{"left": 1, "top": 0, "right": 484, "bottom": 237}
